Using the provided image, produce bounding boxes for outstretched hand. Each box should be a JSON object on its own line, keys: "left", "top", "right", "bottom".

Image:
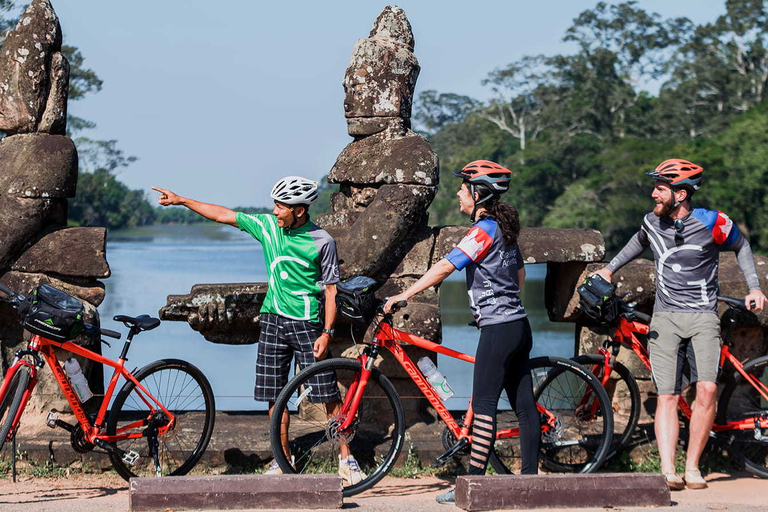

{"left": 152, "top": 186, "right": 182, "bottom": 206}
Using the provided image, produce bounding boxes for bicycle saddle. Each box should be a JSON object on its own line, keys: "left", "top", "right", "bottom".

{"left": 113, "top": 314, "right": 161, "bottom": 331}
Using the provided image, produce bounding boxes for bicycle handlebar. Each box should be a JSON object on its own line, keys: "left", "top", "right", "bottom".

{"left": 718, "top": 295, "right": 752, "bottom": 311}
{"left": 0, "top": 282, "right": 24, "bottom": 303}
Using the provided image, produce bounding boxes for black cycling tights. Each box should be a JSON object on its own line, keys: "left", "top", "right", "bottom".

{"left": 468, "top": 317, "right": 539, "bottom": 475}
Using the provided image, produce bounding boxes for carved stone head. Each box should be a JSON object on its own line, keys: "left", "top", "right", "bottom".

{"left": 0, "top": 0, "right": 69, "bottom": 135}
{"left": 343, "top": 6, "right": 420, "bottom": 137}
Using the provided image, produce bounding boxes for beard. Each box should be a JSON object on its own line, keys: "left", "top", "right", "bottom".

{"left": 653, "top": 196, "right": 674, "bottom": 217}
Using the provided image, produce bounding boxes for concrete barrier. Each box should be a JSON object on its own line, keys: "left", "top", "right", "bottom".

{"left": 455, "top": 473, "right": 670, "bottom": 510}
{"left": 129, "top": 474, "right": 343, "bottom": 511}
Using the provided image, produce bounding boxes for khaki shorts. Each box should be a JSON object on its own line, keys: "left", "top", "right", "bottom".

{"left": 647, "top": 311, "right": 721, "bottom": 395}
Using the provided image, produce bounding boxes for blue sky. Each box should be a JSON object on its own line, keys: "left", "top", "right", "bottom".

{"left": 52, "top": 0, "right": 727, "bottom": 208}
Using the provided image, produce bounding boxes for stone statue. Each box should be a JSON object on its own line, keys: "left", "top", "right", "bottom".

{"left": 0, "top": 0, "right": 110, "bottom": 431}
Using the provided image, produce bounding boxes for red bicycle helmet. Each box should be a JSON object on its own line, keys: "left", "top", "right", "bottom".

{"left": 646, "top": 159, "right": 703, "bottom": 191}
{"left": 453, "top": 160, "right": 512, "bottom": 196}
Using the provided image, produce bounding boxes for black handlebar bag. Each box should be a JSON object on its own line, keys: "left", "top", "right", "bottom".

{"left": 577, "top": 274, "right": 619, "bottom": 325}
{"left": 336, "top": 276, "right": 378, "bottom": 325}
{"left": 18, "top": 284, "right": 85, "bottom": 342}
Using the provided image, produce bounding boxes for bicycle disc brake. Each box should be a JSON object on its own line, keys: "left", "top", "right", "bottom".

{"left": 541, "top": 414, "right": 564, "bottom": 444}
{"left": 325, "top": 414, "right": 356, "bottom": 447}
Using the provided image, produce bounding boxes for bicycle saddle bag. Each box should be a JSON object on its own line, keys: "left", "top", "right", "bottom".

{"left": 577, "top": 274, "right": 619, "bottom": 324}
{"left": 18, "top": 284, "right": 85, "bottom": 342}
{"left": 336, "top": 276, "right": 378, "bottom": 325}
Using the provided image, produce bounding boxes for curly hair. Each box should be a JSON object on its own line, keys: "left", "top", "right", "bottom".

{"left": 480, "top": 200, "right": 520, "bottom": 247}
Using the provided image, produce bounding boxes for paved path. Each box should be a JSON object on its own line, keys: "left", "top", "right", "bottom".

{"left": 0, "top": 472, "right": 766, "bottom": 511}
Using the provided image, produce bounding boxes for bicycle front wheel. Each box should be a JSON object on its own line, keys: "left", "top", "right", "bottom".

{"left": 573, "top": 354, "right": 641, "bottom": 459}
{"left": 106, "top": 359, "right": 215, "bottom": 480}
{"left": 490, "top": 356, "right": 613, "bottom": 475}
{"left": 270, "top": 358, "right": 405, "bottom": 497}
{"left": 0, "top": 365, "right": 31, "bottom": 452}
{"left": 717, "top": 355, "right": 768, "bottom": 478}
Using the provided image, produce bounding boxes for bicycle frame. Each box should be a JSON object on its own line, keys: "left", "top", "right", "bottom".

{"left": 337, "top": 318, "right": 556, "bottom": 444}
{"left": 592, "top": 316, "right": 768, "bottom": 433}
{"left": 2, "top": 333, "right": 176, "bottom": 444}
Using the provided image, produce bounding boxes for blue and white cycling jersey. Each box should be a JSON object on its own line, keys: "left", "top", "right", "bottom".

{"left": 446, "top": 217, "right": 526, "bottom": 328}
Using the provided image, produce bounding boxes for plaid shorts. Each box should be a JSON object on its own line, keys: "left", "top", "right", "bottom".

{"left": 254, "top": 313, "right": 341, "bottom": 403}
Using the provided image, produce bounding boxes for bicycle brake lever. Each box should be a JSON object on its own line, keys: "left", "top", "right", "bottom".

{"left": 101, "top": 339, "right": 112, "bottom": 348}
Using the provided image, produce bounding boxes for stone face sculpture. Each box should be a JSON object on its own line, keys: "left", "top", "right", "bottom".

{"left": 0, "top": 0, "right": 110, "bottom": 432}
{"left": 0, "top": 0, "right": 69, "bottom": 135}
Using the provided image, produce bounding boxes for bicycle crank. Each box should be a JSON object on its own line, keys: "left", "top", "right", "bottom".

{"left": 93, "top": 438, "right": 139, "bottom": 465}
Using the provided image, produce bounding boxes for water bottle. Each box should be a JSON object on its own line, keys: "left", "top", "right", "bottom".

{"left": 64, "top": 358, "right": 93, "bottom": 402}
{"left": 417, "top": 357, "right": 454, "bottom": 401}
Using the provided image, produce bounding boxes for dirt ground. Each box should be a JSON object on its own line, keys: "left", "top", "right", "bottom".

{"left": 0, "top": 471, "right": 767, "bottom": 512}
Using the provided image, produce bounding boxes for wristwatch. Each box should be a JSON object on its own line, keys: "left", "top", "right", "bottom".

{"left": 322, "top": 328, "right": 335, "bottom": 338}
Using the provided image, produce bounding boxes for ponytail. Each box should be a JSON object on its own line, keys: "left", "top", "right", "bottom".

{"left": 482, "top": 201, "right": 520, "bottom": 247}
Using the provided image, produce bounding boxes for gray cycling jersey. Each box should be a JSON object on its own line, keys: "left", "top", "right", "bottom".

{"left": 606, "top": 208, "right": 761, "bottom": 313}
{"left": 445, "top": 217, "right": 526, "bottom": 327}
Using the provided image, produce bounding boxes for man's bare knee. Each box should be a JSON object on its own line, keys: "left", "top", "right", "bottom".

{"left": 694, "top": 381, "right": 717, "bottom": 408}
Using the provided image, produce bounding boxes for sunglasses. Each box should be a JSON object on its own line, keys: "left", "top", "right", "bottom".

{"left": 674, "top": 219, "right": 684, "bottom": 246}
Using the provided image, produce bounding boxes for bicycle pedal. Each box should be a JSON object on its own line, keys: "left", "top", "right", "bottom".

{"left": 122, "top": 450, "right": 140, "bottom": 466}
{"left": 46, "top": 412, "right": 59, "bottom": 429}
{"left": 433, "top": 437, "right": 469, "bottom": 467}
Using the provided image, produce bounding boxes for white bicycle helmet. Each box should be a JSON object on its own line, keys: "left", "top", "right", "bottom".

{"left": 270, "top": 176, "right": 319, "bottom": 205}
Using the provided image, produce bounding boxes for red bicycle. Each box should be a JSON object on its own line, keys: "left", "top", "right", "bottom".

{"left": 269, "top": 299, "right": 613, "bottom": 496}
{"left": 575, "top": 293, "right": 768, "bottom": 478}
{"left": 0, "top": 283, "right": 216, "bottom": 479}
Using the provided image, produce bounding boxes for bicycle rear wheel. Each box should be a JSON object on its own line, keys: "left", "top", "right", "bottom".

{"left": 573, "top": 354, "right": 640, "bottom": 459}
{"left": 270, "top": 358, "right": 405, "bottom": 497}
{"left": 106, "top": 359, "right": 215, "bottom": 480}
{"left": 0, "top": 365, "right": 31, "bottom": 452}
{"left": 490, "top": 356, "right": 613, "bottom": 474}
{"left": 717, "top": 355, "right": 768, "bottom": 478}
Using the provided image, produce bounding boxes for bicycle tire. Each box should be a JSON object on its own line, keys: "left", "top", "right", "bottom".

{"left": 573, "top": 354, "right": 641, "bottom": 458}
{"left": 489, "top": 356, "right": 613, "bottom": 475}
{"left": 0, "top": 366, "right": 31, "bottom": 452}
{"left": 270, "top": 357, "right": 405, "bottom": 497}
{"left": 716, "top": 354, "right": 768, "bottom": 478}
{"left": 106, "top": 359, "right": 215, "bottom": 480}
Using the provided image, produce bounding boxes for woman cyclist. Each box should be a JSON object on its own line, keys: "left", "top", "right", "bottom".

{"left": 384, "top": 160, "right": 539, "bottom": 505}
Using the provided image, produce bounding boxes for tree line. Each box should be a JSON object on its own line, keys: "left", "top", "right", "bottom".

{"left": 416, "top": 0, "right": 768, "bottom": 254}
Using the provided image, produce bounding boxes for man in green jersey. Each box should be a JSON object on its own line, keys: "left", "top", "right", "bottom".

{"left": 152, "top": 176, "right": 365, "bottom": 483}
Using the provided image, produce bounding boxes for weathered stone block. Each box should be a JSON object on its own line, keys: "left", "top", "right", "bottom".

{"left": 334, "top": 184, "right": 435, "bottom": 278}
{"left": 1, "top": 270, "right": 105, "bottom": 307}
{"left": 328, "top": 131, "right": 438, "bottom": 186}
{"left": 455, "top": 473, "right": 670, "bottom": 510}
{"left": 159, "top": 283, "right": 268, "bottom": 345}
{"left": 0, "top": 134, "right": 77, "bottom": 198}
{"left": 434, "top": 227, "right": 605, "bottom": 266}
{"left": 12, "top": 227, "right": 109, "bottom": 278}
{"left": 0, "top": 196, "right": 67, "bottom": 268}
{"left": 129, "top": 474, "right": 343, "bottom": 511}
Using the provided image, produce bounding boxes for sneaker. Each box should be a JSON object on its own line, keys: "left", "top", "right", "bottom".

{"left": 265, "top": 455, "right": 294, "bottom": 475}
{"left": 265, "top": 459, "right": 283, "bottom": 475}
{"left": 684, "top": 469, "right": 708, "bottom": 490}
{"left": 338, "top": 455, "right": 366, "bottom": 485}
{"left": 663, "top": 473, "right": 684, "bottom": 491}
{"left": 435, "top": 487, "right": 456, "bottom": 505}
